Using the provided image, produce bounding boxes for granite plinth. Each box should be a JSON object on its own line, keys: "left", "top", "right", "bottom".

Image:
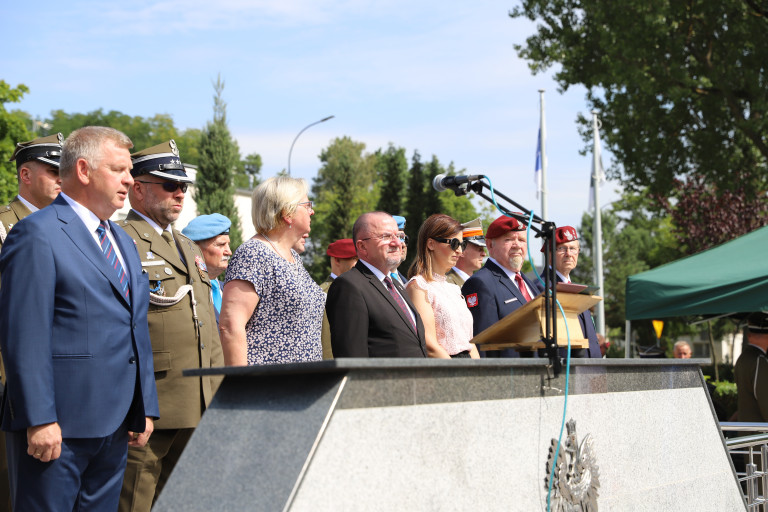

{"left": 153, "top": 359, "right": 744, "bottom": 511}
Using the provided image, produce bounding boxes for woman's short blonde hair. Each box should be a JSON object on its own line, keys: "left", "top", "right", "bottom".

{"left": 251, "top": 176, "right": 309, "bottom": 234}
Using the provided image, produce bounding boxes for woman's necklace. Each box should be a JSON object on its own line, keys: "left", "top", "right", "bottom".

{"left": 261, "top": 233, "right": 298, "bottom": 270}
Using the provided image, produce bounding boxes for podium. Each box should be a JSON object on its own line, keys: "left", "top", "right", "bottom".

{"left": 154, "top": 359, "right": 743, "bottom": 511}
{"left": 471, "top": 291, "right": 602, "bottom": 352}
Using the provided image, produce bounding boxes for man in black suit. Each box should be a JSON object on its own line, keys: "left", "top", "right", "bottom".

{"left": 462, "top": 215, "right": 539, "bottom": 358}
{"left": 326, "top": 211, "right": 427, "bottom": 358}
{"left": 546, "top": 225, "right": 601, "bottom": 358}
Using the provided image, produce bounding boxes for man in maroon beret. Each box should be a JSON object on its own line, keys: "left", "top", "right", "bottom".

{"left": 543, "top": 226, "right": 601, "bottom": 358}
{"left": 461, "top": 215, "right": 540, "bottom": 357}
{"left": 319, "top": 239, "right": 358, "bottom": 358}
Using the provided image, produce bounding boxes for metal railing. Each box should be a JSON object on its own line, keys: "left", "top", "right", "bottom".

{"left": 721, "top": 422, "right": 768, "bottom": 511}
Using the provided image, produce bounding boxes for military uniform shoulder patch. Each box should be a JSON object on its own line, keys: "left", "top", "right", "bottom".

{"left": 466, "top": 293, "right": 478, "bottom": 308}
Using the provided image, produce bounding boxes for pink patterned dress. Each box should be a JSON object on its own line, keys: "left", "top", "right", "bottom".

{"left": 408, "top": 273, "right": 475, "bottom": 355}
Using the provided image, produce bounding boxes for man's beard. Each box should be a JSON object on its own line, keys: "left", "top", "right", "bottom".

{"left": 508, "top": 254, "right": 524, "bottom": 272}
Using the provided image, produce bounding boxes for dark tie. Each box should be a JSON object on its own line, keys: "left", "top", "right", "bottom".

{"left": 384, "top": 276, "right": 416, "bottom": 331}
{"left": 515, "top": 273, "right": 532, "bottom": 302}
{"left": 96, "top": 221, "right": 130, "bottom": 301}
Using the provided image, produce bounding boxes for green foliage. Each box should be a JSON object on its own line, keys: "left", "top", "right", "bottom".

{"left": 374, "top": 144, "right": 407, "bottom": 215}
{"left": 195, "top": 76, "right": 243, "bottom": 249}
{"left": 45, "top": 109, "right": 202, "bottom": 165}
{"left": 401, "top": 153, "right": 479, "bottom": 272}
{"left": 0, "top": 80, "right": 31, "bottom": 204}
{"left": 234, "top": 153, "right": 262, "bottom": 190}
{"left": 511, "top": 0, "right": 768, "bottom": 201}
{"left": 307, "top": 136, "right": 378, "bottom": 281}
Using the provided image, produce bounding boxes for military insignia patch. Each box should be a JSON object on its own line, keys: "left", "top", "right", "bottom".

{"left": 466, "top": 293, "right": 478, "bottom": 308}
{"left": 195, "top": 255, "right": 208, "bottom": 280}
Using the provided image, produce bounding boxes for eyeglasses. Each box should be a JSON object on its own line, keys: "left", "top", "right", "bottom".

{"left": 556, "top": 246, "right": 580, "bottom": 255}
{"left": 432, "top": 237, "right": 467, "bottom": 251}
{"left": 136, "top": 180, "right": 188, "bottom": 193}
{"left": 298, "top": 201, "right": 314, "bottom": 211}
{"left": 360, "top": 232, "right": 403, "bottom": 244}
{"left": 398, "top": 232, "right": 409, "bottom": 245}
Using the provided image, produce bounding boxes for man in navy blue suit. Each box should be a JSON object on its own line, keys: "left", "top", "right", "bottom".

{"left": 546, "top": 226, "right": 602, "bottom": 358}
{"left": 462, "top": 215, "right": 540, "bottom": 358}
{"left": 0, "top": 126, "right": 159, "bottom": 511}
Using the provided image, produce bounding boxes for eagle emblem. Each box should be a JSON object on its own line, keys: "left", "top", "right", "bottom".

{"left": 545, "top": 419, "right": 600, "bottom": 511}
{"left": 465, "top": 293, "right": 478, "bottom": 308}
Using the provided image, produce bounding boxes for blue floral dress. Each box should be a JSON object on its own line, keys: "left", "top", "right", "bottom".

{"left": 225, "top": 238, "right": 324, "bottom": 365}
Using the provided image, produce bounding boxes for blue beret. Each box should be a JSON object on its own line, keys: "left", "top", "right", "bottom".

{"left": 181, "top": 213, "right": 231, "bottom": 241}
{"left": 392, "top": 215, "right": 406, "bottom": 230}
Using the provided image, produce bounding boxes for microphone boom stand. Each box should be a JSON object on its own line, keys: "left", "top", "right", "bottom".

{"left": 463, "top": 180, "right": 562, "bottom": 377}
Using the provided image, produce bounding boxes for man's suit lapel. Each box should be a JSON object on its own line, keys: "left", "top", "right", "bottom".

{"left": 486, "top": 260, "right": 526, "bottom": 304}
{"left": 358, "top": 262, "right": 419, "bottom": 337}
{"left": 111, "top": 222, "right": 142, "bottom": 307}
{"left": 54, "top": 198, "right": 130, "bottom": 307}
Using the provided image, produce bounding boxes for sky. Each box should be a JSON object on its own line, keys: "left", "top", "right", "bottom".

{"left": 2, "top": 0, "right": 621, "bottom": 234}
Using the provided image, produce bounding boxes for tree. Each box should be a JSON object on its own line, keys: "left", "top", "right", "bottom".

{"left": 511, "top": 1, "right": 768, "bottom": 198}
{"left": 196, "top": 75, "right": 243, "bottom": 249}
{"left": 658, "top": 174, "right": 768, "bottom": 255}
{"left": 234, "top": 153, "right": 262, "bottom": 190}
{"left": 307, "top": 136, "right": 378, "bottom": 281}
{"left": 0, "top": 80, "right": 31, "bottom": 204}
{"left": 374, "top": 144, "right": 407, "bottom": 216}
{"left": 46, "top": 109, "right": 202, "bottom": 165}
{"left": 422, "top": 155, "right": 444, "bottom": 218}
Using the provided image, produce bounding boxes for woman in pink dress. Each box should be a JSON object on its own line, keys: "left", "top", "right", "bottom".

{"left": 406, "top": 214, "right": 480, "bottom": 359}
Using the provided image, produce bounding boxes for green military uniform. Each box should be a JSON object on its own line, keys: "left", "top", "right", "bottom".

{"left": 118, "top": 138, "right": 225, "bottom": 512}
{"left": 0, "top": 197, "right": 28, "bottom": 512}
{"left": 119, "top": 212, "right": 224, "bottom": 511}
{"left": 445, "top": 268, "right": 466, "bottom": 287}
{"left": 0, "top": 197, "right": 32, "bottom": 250}
{"left": 319, "top": 276, "right": 334, "bottom": 359}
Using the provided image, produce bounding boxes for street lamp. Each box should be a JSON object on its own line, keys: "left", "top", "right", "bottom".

{"left": 287, "top": 115, "right": 335, "bottom": 175}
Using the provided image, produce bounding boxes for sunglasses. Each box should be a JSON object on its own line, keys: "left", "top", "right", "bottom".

{"left": 432, "top": 237, "right": 467, "bottom": 251}
{"left": 136, "top": 180, "right": 188, "bottom": 193}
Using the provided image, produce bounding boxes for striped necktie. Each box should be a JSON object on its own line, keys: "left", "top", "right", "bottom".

{"left": 384, "top": 276, "right": 416, "bottom": 330}
{"left": 96, "top": 221, "right": 130, "bottom": 301}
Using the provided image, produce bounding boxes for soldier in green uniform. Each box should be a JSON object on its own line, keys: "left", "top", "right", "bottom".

{"left": 118, "top": 141, "right": 224, "bottom": 512}
{"left": 0, "top": 133, "right": 63, "bottom": 511}
{"left": 735, "top": 312, "right": 768, "bottom": 422}
{"left": 0, "top": 133, "right": 63, "bottom": 249}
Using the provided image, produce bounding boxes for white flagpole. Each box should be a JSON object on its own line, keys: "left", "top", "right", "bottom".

{"left": 538, "top": 90, "right": 548, "bottom": 269}
{"left": 591, "top": 110, "right": 605, "bottom": 336}
{"left": 538, "top": 90, "right": 548, "bottom": 221}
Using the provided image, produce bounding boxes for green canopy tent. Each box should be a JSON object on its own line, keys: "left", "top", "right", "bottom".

{"left": 626, "top": 225, "right": 768, "bottom": 321}
{"left": 624, "top": 225, "right": 768, "bottom": 357}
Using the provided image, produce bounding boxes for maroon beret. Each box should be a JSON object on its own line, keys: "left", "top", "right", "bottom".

{"left": 485, "top": 215, "right": 525, "bottom": 239}
{"left": 541, "top": 225, "right": 579, "bottom": 252}
{"left": 327, "top": 238, "right": 357, "bottom": 259}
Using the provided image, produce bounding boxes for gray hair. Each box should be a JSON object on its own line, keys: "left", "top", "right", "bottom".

{"left": 59, "top": 126, "right": 133, "bottom": 178}
{"left": 251, "top": 176, "right": 308, "bottom": 234}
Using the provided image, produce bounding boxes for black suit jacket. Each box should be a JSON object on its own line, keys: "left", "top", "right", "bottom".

{"left": 461, "top": 259, "right": 540, "bottom": 358}
{"left": 326, "top": 261, "right": 427, "bottom": 358}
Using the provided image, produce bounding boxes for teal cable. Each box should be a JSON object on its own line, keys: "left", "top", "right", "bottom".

{"left": 480, "top": 177, "right": 570, "bottom": 511}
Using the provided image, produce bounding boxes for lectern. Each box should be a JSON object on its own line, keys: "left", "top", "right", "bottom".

{"left": 471, "top": 290, "right": 601, "bottom": 353}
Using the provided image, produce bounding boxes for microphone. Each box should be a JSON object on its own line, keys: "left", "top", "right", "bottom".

{"left": 432, "top": 174, "right": 484, "bottom": 193}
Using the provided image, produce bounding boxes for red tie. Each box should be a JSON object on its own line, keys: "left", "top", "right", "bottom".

{"left": 515, "top": 273, "right": 532, "bottom": 302}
